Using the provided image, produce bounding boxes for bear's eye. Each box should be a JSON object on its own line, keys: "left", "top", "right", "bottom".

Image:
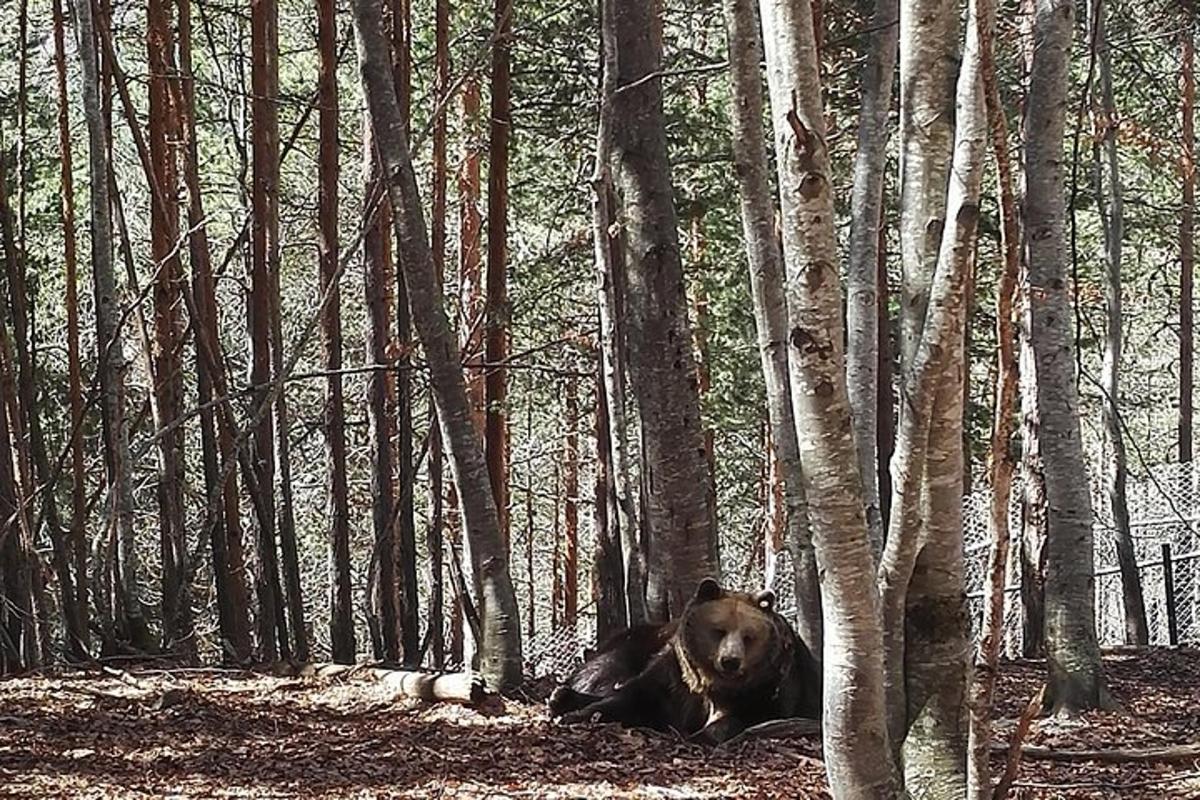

{"left": 712, "top": 627, "right": 726, "bottom": 639}
{"left": 743, "top": 634, "right": 755, "bottom": 646}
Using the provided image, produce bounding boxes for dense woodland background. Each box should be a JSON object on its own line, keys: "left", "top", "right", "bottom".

{"left": 2, "top": 0, "right": 1200, "bottom": 795}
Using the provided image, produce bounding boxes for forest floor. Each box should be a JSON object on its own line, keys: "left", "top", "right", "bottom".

{"left": 2, "top": 649, "right": 1198, "bottom": 799}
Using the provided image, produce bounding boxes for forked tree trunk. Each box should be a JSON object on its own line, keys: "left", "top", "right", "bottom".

{"left": 758, "top": 0, "right": 896, "bottom": 795}
{"left": 1089, "top": 0, "right": 1147, "bottom": 647}
{"left": 1183, "top": 28, "right": 1195, "bottom": 463}
{"left": 1026, "top": 0, "right": 1109, "bottom": 715}
{"left": 317, "top": 0, "right": 355, "bottom": 664}
{"left": 721, "top": 0, "right": 821, "bottom": 656}
{"left": 846, "top": 0, "right": 898, "bottom": 560}
{"left": 610, "top": 0, "right": 717, "bottom": 620}
{"left": 52, "top": 0, "right": 89, "bottom": 660}
{"left": 966, "top": 0, "right": 1022, "bottom": 791}
{"left": 352, "top": 0, "right": 524, "bottom": 688}
{"left": 594, "top": 0, "right": 647, "bottom": 626}
{"left": 879, "top": 0, "right": 983, "bottom": 791}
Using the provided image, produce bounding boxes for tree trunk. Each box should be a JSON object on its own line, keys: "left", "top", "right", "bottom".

{"left": 486, "top": 0, "right": 514, "bottom": 551}
{"left": 1183, "top": 28, "right": 1195, "bottom": 463}
{"left": 593, "top": 0, "right": 647, "bottom": 627}
{"left": 52, "top": 0, "right": 90, "bottom": 660}
{"left": 317, "top": 0, "right": 355, "bottom": 665}
{"left": 610, "top": 0, "right": 717, "bottom": 620}
{"left": 176, "top": 0, "right": 254, "bottom": 663}
{"left": 147, "top": 0, "right": 193, "bottom": 659}
{"left": 721, "top": 0, "right": 821, "bottom": 655}
{"left": 391, "top": 0, "right": 420, "bottom": 668}
{"left": 878, "top": 0, "right": 983, "bottom": 792}
{"left": 72, "top": 0, "right": 151, "bottom": 653}
{"left": 0, "top": 150, "right": 41, "bottom": 670}
{"left": 364, "top": 118, "right": 402, "bottom": 664}
{"left": 1090, "top": 0, "right": 1147, "bottom": 647}
{"left": 564, "top": 374, "right": 580, "bottom": 625}
{"left": 966, "top": 0, "right": 1022, "bottom": 792}
{"left": 759, "top": 0, "right": 897, "bottom": 795}
{"left": 1026, "top": 0, "right": 1108, "bottom": 715}
{"left": 428, "top": 0, "right": 451, "bottom": 670}
{"left": 846, "top": 0, "right": 898, "bottom": 560}
{"left": 593, "top": 353, "right": 627, "bottom": 641}
{"left": 251, "top": 0, "right": 288, "bottom": 661}
{"left": 352, "top": 0, "right": 524, "bottom": 689}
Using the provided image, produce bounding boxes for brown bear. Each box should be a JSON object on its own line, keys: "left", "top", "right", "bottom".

{"left": 550, "top": 578, "right": 821, "bottom": 744}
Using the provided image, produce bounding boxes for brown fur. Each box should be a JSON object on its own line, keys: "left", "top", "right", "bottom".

{"left": 554, "top": 578, "right": 821, "bottom": 743}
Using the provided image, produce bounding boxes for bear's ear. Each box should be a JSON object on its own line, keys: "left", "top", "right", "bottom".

{"left": 755, "top": 590, "right": 776, "bottom": 610}
{"left": 694, "top": 577, "right": 724, "bottom": 603}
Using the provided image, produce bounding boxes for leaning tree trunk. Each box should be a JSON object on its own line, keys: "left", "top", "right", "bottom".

{"left": 1090, "top": 0, "right": 1147, "bottom": 647}
{"left": 721, "top": 0, "right": 821, "bottom": 657}
{"left": 609, "top": 0, "right": 717, "bottom": 620}
{"left": 594, "top": 0, "right": 647, "bottom": 626}
{"left": 759, "top": 0, "right": 897, "bottom": 795}
{"left": 352, "top": 0, "right": 524, "bottom": 689}
{"left": 1025, "top": 0, "right": 1109, "bottom": 715}
{"left": 71, "top": 0, "right": 151, "bottom": 653}
{"left": 846, "top": 0, "right": 898, "bottom": 560}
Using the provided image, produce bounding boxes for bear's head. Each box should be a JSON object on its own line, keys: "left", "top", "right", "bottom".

{"left": 675, "top": 578, "right": 787, "bottom": 693}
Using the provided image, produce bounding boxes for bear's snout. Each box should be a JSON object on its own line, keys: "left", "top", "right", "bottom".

{"left": 719, "top": 655, "right": 742, "bottom": 674}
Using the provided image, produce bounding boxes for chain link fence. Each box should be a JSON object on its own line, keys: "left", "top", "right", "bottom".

{"left": 528, "top": 461, "right": 1200, "bottom": 678}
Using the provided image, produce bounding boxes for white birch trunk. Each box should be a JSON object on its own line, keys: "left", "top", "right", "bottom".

{"left": 759, "top": 1, "right": 897, "bottom": 795}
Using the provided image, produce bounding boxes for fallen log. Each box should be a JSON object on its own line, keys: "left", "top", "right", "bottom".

{"left": 283, "top": 662, "right": 487, "bottom": 705}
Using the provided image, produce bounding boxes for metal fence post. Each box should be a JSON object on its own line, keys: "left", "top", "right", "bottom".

{"left": 1163, "top": 543, "right": 1179, "bottom": 647}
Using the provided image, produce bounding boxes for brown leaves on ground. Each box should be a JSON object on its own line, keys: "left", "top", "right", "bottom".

{"left": 0, "top": 649, "right": 1197, "bottom": 798}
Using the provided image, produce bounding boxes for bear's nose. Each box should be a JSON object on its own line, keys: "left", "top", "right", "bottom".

{"left": 719, "top": 656, "right": 741, "bottom": 673}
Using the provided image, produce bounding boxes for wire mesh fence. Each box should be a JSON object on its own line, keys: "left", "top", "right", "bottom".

{"left": 528, "top": 461, "right": 1200, "bottom": 678}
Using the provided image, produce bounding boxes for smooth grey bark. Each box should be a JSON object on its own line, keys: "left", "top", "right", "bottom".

{"left": 720, "top": 0, "right": 821, "bottom": 657}
{"left": 897, "top": 0, "right": 958, "bottom": 370}
{"left": 610, "top": 0, "right": 717, "bottom": 619}
{"left": 594, "top": 0, "right": 647, "bottom": 626}
{"left": 70, "top": 0, "right": 148, "bottom": 650}
{"left": 1090, "top": 0, "right": 1147, "bottom": 647}
{"left": 1025, "top": 0, "right": 1109, "bottom": 714}
{"left": 882, "top": 0, "right": 975, "bottom": 792}
{"left": 847, "top": 0, "right": 899, "bottom": 560}
{"left": 352, "top": 0, "right": 523, "bottom": 689}
{"left": 759, "top": 0, "right": 897, "bottom": 795}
